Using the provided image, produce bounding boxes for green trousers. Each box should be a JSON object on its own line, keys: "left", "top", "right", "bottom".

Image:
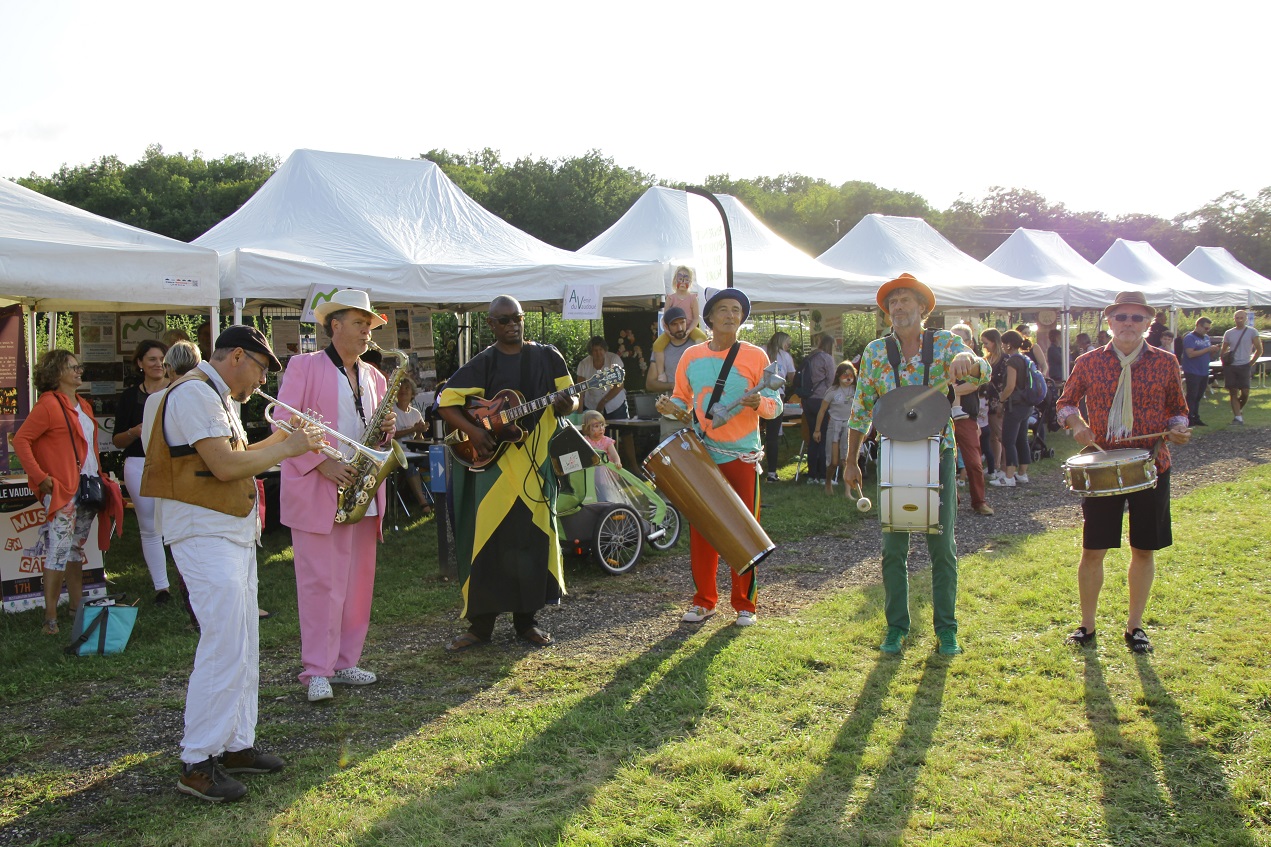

{"left": 880, "top": 448, "right": 958, "bottom": 636}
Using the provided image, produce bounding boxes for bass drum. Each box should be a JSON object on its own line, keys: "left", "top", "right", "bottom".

{"left": 641, "top": 429, "right": 774, "bottom": 575}
{"left": 878, "top": 435, "right": 943, "bottom": 535}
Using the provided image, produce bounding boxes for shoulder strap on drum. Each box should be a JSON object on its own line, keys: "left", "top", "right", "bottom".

{"left": 884, "top": 330, "right": 935, "bottom": 390}
{"left": 703, "top": 342, "right": 741, "bottom": 422}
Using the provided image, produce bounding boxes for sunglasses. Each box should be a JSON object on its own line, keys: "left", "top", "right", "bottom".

{"left": 493, "top": 314, "right": 525, "bottom": 325}
{"left": 1110, "top": 313, "right": 1148, "bottom": 324}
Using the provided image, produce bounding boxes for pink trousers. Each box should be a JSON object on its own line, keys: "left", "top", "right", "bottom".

{"left": 292, "top": 520, "right": 379, "bottom": 683}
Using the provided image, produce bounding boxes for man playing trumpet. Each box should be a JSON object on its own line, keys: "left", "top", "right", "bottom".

{"left": 278, "top": 290, "right": 397, "bottom": 703}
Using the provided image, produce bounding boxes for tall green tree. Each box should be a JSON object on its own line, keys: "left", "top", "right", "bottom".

{"left": 17, "top": 145, "right": 278, "bottom": 242}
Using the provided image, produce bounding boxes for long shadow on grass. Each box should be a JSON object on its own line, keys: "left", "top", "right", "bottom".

{"left": 346, "top": 626, "right": 741, "bottom": 846}
{"left": 772, "top": 653, "right": 906, "bottom": 845}
{"left": 1082, "top": 652, "right": 1257, "bottom": 846}
{"left": 1133, "top": 655, "right": 1257, "bottom": 845}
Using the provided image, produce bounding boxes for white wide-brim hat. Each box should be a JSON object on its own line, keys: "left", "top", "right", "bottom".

{"left": 312, "top": 289, "right": 388, "bottom": 328}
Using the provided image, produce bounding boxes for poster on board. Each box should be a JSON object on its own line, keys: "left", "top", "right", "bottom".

{"left": 117, "top": 313, "right": 166, "bottom": 355}
{"left": 76, "top": 313, "right": 118, "bottom": 363}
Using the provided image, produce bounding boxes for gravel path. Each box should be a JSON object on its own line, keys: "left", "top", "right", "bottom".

{"left": 2, "top": 425, "right": 1267, "bottom": 845}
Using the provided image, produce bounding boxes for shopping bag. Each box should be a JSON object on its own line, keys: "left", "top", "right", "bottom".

{"left": 65, "top": 596, "right": 138, "bottom": 656}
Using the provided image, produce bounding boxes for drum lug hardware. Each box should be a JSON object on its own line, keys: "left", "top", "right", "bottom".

{"left": 660, "top": 455, "right": 671, "bottom": 465}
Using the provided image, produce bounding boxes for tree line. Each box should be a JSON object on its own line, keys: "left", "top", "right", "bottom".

{"left": 14, "top": 145, "right": 1271, "bottom": 277}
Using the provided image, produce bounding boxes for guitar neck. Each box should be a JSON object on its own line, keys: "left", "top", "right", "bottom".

{"left": 499, "top": 382, "right": 585, "bottom": 425}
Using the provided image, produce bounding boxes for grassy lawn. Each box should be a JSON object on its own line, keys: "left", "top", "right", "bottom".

{"left": 1, "top": 393, "right": 1268, "bottom": 846}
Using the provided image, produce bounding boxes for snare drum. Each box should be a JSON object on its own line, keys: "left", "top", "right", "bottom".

{"left": 1063, "top": 448, "right": 1156, "bottom": 497}
{"left": 878, "top": 435, "right": 943, "bottom": 534}
{"left": 641, "top": 429, "right": 775, "bottom": 575}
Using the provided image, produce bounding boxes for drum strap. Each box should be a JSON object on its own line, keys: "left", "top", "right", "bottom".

{"left": 884, "top": 330, "right": 935, "bottom": 390}
{"left": 702, "top": 342, "right": 742, "bottom": 423}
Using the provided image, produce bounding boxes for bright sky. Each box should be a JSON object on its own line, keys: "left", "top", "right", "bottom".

{"left": 3, "top": 0, "right": 1267, "bottom": 221}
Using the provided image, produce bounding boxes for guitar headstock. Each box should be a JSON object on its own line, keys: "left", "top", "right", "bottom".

{"left": 586, "top": 365, "right": 626, "bottom": 391}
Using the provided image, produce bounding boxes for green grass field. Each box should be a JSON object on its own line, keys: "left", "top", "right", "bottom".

{"left": 1, "top": 395, "right": 1268, "bottom": 846}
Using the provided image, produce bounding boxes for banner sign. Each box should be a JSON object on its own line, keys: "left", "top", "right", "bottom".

{"left": 0, "top": 306, "right": 29, "bottom": 475}
{"left": 301, "top": 284, "right": 343, "bottom": 324}
{"left": 563, "top": 285, "right": 602, "bottom": 320}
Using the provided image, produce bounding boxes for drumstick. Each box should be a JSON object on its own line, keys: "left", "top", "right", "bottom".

{"left": 852, "top": 485, "right": 872, "bottom": 513}
{"left": 1114, "top": 429, "right": 1184, "bottom": 441}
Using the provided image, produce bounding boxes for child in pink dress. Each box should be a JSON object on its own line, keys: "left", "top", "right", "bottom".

{"left": 651, "top": 266, "right": 709, "bottom": 381}
{"left": 582, "top": 410, "right": 622, "bottom": 468}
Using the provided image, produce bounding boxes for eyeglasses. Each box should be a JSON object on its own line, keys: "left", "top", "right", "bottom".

{"left": 243, "top": 351, "right": 270, "bottom": 373}
{"left": 1110, "top": 313, "right": 1148, "bottom": 324}
{"left": 67, "top": 364, "right": 84, "bottom": 373}
{"left": 493, "top": 314, "right": 525, "bottom": 325}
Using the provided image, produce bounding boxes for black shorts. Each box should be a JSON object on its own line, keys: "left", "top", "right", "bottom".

{"left": 1081, "top": 470, "right": 1171, "bottom": 551}
{"left": 1224, "top": 363, "right": 1252, "bottom": 390}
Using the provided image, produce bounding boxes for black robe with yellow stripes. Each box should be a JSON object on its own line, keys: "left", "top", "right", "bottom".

{"left": 439, "top": 342, "right": 571, "bottom": 618}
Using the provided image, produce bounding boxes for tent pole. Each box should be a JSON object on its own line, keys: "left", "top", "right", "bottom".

{"left": 26, "top": 308, "right": 37, "bottom": 415}
{"left": 233, "top": 298, "right": 245, "bottom": 325}
{"left": 210, "top": 305, "right": 221, "bottom": 335}
{"left": 48, "top": 312, "right": 57, "bottom": 352}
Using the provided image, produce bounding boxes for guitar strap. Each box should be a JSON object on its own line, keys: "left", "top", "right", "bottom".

{"left": 702, "top": 343, "right": 742, "bottom": 423}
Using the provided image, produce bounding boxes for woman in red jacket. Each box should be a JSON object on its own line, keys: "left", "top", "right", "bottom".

{"left": 13, "top": 349, "right": 103, "bottom": 634}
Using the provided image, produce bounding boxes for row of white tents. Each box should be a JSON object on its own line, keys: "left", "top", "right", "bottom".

{"left": 3, "top": 149, "right": 1269, "bottom": 325}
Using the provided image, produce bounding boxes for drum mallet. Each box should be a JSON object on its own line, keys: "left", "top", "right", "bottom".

{"left": 852, "top": 485, "right": 872, "bottom": 513}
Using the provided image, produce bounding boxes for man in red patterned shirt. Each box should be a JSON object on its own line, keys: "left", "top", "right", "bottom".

{"left": 1056, "top": 292, "right": 1191, "bottom": 654}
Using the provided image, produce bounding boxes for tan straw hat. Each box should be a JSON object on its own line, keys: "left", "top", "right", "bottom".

{"left": 312, "top": 289, "right": 388, "bottom": 328}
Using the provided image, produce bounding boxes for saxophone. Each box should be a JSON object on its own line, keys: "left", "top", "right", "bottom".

{"left": 334, "top": 344, "right": 410, "bottom": 524}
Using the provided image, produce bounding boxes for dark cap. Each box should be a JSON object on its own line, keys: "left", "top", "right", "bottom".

{"left": 215, "top": 324, "right": 282, "bottom": 371}
{"left": 663, "top": 306, "right": 688, "bottom": 327}
{"left": 702, "top": 287, "right": 751, "bottom": 328}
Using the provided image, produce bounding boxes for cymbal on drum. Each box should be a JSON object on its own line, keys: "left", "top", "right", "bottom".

{"left": 872, "top": 384, "right": 951, "bottom": 440}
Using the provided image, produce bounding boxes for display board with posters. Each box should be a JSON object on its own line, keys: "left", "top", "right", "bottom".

{"left": 0, "top": 478, "right": 106, "bottom": 613}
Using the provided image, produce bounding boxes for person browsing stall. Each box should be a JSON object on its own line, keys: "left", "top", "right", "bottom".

{"left": 578, "top": 336, "right": 627, "bottom": 420}
{"left": 842, "top": 274, "right": 989, "bottom": 656}
{"left": 277, "top": 289, "right": 397, "bottom": 703}
{"left": 1057, "top": 292, "right": 1190, "bottom": 654}
{"left": 440, "top": 296, "right": 576, "bottom": 652}
{"left": 656, "top": 287, "right": 782, "bottom": 628}
{"left": 141, "top": 325, "right": 325, "bottom": 802}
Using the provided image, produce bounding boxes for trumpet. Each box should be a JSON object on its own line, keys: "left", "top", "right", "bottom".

{"left": 255, "top": 389, "right": 397, "bottom": 469}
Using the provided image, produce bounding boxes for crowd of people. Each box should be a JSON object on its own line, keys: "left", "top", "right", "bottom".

{"left": 15, "top": 278, "right": 1262, "bottom": 805}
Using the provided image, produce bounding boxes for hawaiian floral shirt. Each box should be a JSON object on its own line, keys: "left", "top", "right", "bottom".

{"left": 849, "top": 329, "right": 989, "bottom": 452}
{"left": 1056, "top": 343, "right": 1189, "bottom": 472}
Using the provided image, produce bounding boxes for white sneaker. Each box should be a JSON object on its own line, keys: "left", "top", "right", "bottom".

{"left": 331, "top": 666, "right": 378, "bottom": 685}
{"left": 989, "top": 476, "right": 1016, "bottom": 487}
{"left": 956, "top": 478, "right": 967, "bottom": 487}
{"left": 307, "top": 677, "right": 333, "bottom": 702}
{"left": 682, "top": 605, "right": 715, "bottom": 623}
{"left": 735, "top": 611, "right": 757, "bottom": 627}
{"left": 1016, "top": 473, "right": 1030, "bottom": 484}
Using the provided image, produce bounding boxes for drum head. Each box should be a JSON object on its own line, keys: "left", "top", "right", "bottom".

{"left": 1065, "top": 448, "right": 1150, "bottom": 468}
{"left": 873, "top": 385, "right": 951, "bottom": 440}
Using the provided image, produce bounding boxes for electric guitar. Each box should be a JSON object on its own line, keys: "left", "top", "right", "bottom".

{"left": 445, "top": 365, "right": 625, "bottom": 469}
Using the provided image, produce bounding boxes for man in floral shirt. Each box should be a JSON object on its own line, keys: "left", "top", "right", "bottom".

{"left": 844, "top": 274, "right": 989, "bottom": 656}
{"left": 1057, "top": 291, "right": 1190, "bottom": 655}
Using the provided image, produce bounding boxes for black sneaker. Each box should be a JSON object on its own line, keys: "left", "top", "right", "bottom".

{"left": 177, "top": 757, "right": 247, "bottom": 802}
{"left": 1124, "top": 628, "right": 1153, "bottom": 653}
{"left": 220, "top": 747, "right": 285, "bottom": 774}
{"left": 154, "top": 589, "right": 171, "bottom": 605}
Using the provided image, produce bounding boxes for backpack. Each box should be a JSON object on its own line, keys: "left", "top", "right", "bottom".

{"left": 1015, "top": 353, "right": 1047, "bottom": 406}
{"left": 790, "top": 356, "right": 814, "bottom": 399}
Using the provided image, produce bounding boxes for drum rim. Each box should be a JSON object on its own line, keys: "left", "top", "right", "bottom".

{"left": 1064, "top": 447, "right": 1151, "bottom": 467}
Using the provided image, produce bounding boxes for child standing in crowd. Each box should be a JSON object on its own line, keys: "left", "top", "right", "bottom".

{"left": 651, "top": 266, "right": 708, "bottom": 380}
{"left": 813, "top": 361, "right": 857, "bottom": 496}
{"left": 581, "top": 409, "right": 622, "bottom": 468}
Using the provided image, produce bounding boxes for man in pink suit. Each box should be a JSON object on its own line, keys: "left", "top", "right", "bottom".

{"left": 278, "top": 290, "right": 397, "bottom": 703}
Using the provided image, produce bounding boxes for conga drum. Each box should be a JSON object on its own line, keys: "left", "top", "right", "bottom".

{"left": 642, "top": 429, "right": 775, "bottom": 575}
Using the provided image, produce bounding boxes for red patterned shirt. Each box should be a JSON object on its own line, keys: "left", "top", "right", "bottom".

{"left": 1056, "top": 343, "right": 1189, "bottom": 472}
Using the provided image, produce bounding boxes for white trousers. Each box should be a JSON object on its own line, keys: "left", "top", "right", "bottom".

{"left": 124, "top": 457, "right": 169, "bottom": 590}
{"left": 172, "top": 535, "right": 258, "bottom": 764}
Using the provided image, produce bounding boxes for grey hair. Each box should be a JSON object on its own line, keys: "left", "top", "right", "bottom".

{"left": 165, "top": 340, "right": 202, "bottom": 376}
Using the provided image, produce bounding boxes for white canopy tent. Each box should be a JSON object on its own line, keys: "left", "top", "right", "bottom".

{"left": 1177, "top": 246, "right": 1271, "bottom": 307}
{"left": 983, "top": 227, "right": 1162, "bottom": 311}
{"left": 0, "top": 177, "right": 220, "bottom": 312}
{"left": 578, "top": 185, "right": 883, "bottom": 310}
{"left": 818, "top": 214, "right": 1068, "bottom": 310}
{"left": 193, "top": 149, "right": 665, "bottom": 311}
{"left": 1095, "top": 239, "right": 1246, "bottom": 309}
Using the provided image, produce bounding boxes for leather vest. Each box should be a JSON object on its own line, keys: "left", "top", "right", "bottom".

{"left": 139, "top": 371, "right": 257, "bottom": 517}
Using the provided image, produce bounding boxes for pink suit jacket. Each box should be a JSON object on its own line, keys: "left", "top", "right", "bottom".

{"left": 277, "top": 351, "right": 388, "bottom": 535}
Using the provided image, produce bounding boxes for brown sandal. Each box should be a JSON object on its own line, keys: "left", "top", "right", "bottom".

{"left": 42, "top": 618, "right": 59, "bottom": 635}
{"left": 445, "top": 632, "right": 490, "bottom": 653}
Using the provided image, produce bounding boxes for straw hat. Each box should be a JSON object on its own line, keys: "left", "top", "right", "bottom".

{"left": 876, "top": 273, "right": 936, "bottom": 315}
{"left": 312, "top": 289, "right": 388, "bottom": 328}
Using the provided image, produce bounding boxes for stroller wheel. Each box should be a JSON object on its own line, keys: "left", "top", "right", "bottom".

{"left": 595, "top": 506, "right": 644, "bottom": 575}
{"left": 647, "top": 503, "right": 682, "bottom": 551}
{"left": 1031, "top": 450, "right": 1042, "bottom": 463}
